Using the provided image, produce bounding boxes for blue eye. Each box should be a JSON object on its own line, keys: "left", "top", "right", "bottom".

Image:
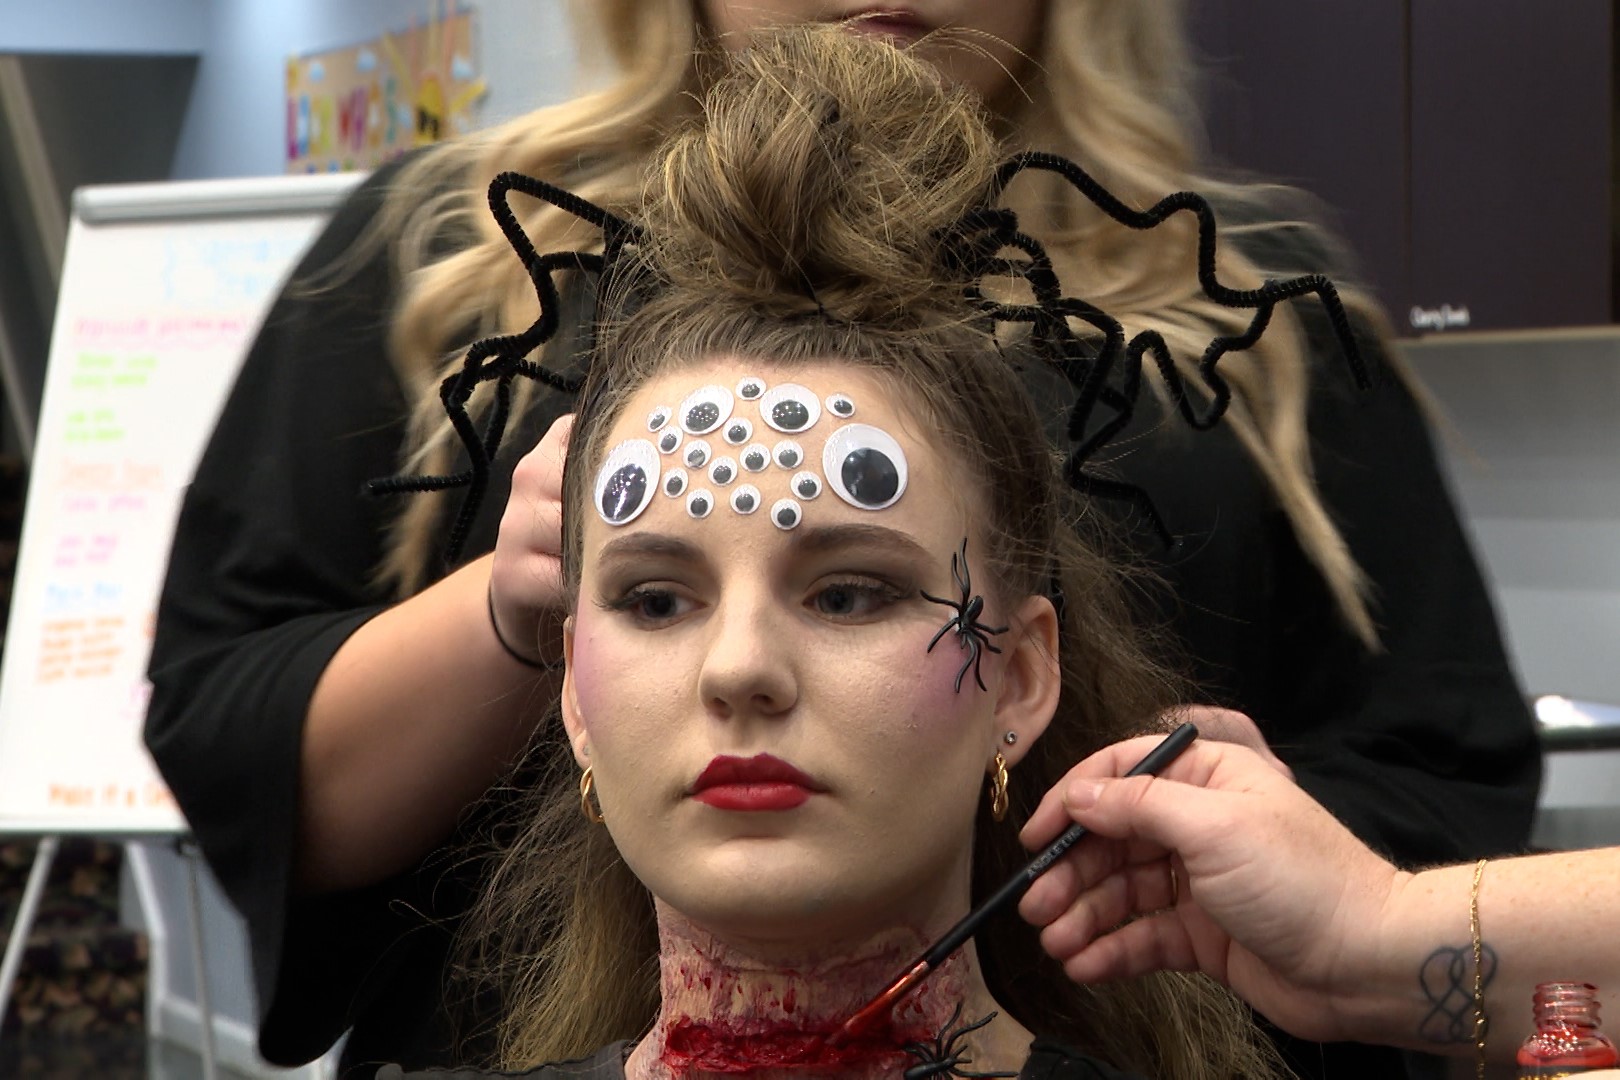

{"left": 594, "top": 439, "right": 661, "bottom": 525}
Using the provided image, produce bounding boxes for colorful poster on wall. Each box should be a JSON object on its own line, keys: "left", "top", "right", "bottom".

{"left": 285, "top": 5, "right": 487, "bottom": 174}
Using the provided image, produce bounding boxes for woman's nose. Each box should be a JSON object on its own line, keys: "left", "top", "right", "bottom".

{"left": 697, "top": 588, "right": 798, "bottom": 722}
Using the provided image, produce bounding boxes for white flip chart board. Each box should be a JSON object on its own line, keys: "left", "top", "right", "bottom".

{"left": 0, "top": 173, "right": 362, "bottom": 834}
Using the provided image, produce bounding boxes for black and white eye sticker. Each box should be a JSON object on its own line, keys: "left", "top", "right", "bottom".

{"left": 662, "top": 468, "right": 689, "bottom": 499}
{"left": 770, "top": 498, "right": 803, "bottom": 531}
{"left": 657, "top": 427, "right": 684, "bottom": 455}
{"left": 741, "top": 444, "right": 770, "bottom": 472}
{"left": 730, "top": 484, "right": 761, "bottom": 515}
{"left": 759, "top": 383, "right": 821, "bottom": 434}
{"left": 790, "top": 471, "right": 822, "bottom": 500}
{"left": 679, "top": 385, "right": 734, "bottom": 436}
{"left": 683, "top": 439, "right": 712, "bottom": 470}
{"left": 825, "top": 393, "right": 856, "bottom": 419}
{"left": 647, "top": 406, "right": 672, "bottom": 433}
{"left": 687, "top": 488, "right": 715, "bottom": 519}
{"left": 823, "top": 423, "right": 908, "bottom": 511}
{"left": 595, "top": 439, "right": 661, "bottom": 526}
{"left": 709, "top": 456, "right": 738, "bottom": 486}
{"left": 722, "top": 417, "right": 754, "bottom": 446}
{"left": 736, "top": 376, "right": 767, "bottom": 402}
{"left": 772, "top": 440, "right": 804, "bottom": 470}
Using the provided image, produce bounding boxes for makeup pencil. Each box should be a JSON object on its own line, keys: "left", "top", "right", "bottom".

{"left": 829, "top": 721, "right": 1200, "bottom": 1045}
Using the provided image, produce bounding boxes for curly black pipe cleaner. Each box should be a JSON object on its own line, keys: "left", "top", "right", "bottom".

{"left": 370, "top": 151, "right": 1370, "bottom": 560}
{"left": 367, "top": 171, "right": 644, "bottom": 562}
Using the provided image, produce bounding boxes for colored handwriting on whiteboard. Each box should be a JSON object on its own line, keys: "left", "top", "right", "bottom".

{"left": 71, "top": 316, "right": 252, "bottom": 352}
{"left": 161, "top": 235, "right": 311, "bottom": 306}
{"left": 47, "top": 780, "right": 175, "bottom": 812}
{"left": 37, "top": 614, "right": 126, "bottom": 683}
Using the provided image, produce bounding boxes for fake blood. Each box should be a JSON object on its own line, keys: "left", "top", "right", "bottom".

{"left": 663, "top": 1017, "right": 914, "bottom": 1074}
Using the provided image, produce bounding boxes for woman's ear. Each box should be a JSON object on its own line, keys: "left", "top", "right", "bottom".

{"left": 994, "top": 594, "right": 1060, "bottom": 766}
{"left": 558, "top": 616, "right": 591, "bottom": 768}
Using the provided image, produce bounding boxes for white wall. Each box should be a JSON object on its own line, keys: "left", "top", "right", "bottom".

{"left": 0, "top": 0, "right": 210, "bottom": 54}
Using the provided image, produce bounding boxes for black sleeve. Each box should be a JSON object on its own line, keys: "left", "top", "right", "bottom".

{"left": 1263, "top": 326, "right": 1542, "bottom": 865}
{"left": 143, "top": 163, "right": 444, "bottom": 1065}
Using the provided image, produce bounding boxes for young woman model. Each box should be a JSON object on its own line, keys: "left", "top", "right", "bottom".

{"left": 384, "top": 27, "right": 1286, "bottom": 1079}
{"left": 144, "top": 2, "right": 1539, "bottom": 1075}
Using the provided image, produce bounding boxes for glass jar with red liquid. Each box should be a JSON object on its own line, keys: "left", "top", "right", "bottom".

{"left": 1517, "top": 982, "right": 1618, "bottom": 1077}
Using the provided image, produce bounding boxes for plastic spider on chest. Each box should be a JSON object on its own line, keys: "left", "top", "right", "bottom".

{"left": 921, "top": 539, "right": 1009, "bottom": 693}
{"left": 901, "top": 1005, "right": 1017, "bottom": 1080}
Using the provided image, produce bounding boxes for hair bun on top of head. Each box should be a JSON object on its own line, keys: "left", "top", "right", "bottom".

{"left": 369, "top": 24, "right": 1369, "bottom": 564}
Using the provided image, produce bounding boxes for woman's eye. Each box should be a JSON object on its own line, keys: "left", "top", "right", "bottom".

{"left": 812, "top": 579, "right": 902, "bottom": 619}
{"left": 605, "top": 586, "right": 692, "bottom": 624}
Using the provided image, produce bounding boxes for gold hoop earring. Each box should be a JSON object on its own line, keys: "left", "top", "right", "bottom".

{"left": 988, "top": 752, "right": 1010, "bottom": 822}
{"left": 579, "top": 766, "right": 605, "bottom": 824}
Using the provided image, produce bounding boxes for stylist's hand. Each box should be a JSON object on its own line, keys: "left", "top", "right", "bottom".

{"left": 1018, "top": 732, "right": 1403, "bottom": 1044}
{"left": 490, "top": 413, "right": 572, "bottom": 666}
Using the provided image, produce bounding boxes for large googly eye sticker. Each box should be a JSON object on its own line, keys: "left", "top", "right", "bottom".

{"left": 595, "top": 439, "right": 660, "bottom": 526}
{"left": 741, "top": 444, "right": 770, "bottom": 473}
{"left": 736, "top": 376, "right": 767, "bottom": 402}
{"left": 790, "top": 471, "right": 822, "bottom": 500}
{"left": 759, "top": 383, "right": 821, "bottom": 434}
{"left": 730, "top": 485, "right": 761, "bottom": 515}
{"left": 683, "top": 439, "right": 712, "bottom": 470}
{"left": 824, "top": 424, "right": 908, "bottom": 511}
{"left": 662, "top": 468, "right": 689, "bottom": 499}
{"left": 773, "top": 440, "right": 804, "bottom": 470}
{"left": 722, "top": 417, "right": 754, "bottom": 446}
{"left": 657, "top": 427, "right": 684, "bottom": 455}
{"left": 709, "top": 456, "right": 738, "bottom": 486}
{"left": 825, "top": 393, "right": 856, "bottom": 419}
{"left": 770, "top": 498, "right": 803, "bottom": 531}
{"left": 687, "top": 489, "right": 715, "bottom": 519}
{"left": 647, "top": 406, "right": 672, "bottom": 433}
{"left": 679, "top": 385, "right": 734, "bottom": 436}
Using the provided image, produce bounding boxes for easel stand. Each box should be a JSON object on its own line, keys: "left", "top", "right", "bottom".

{"left": 0, "top": 832, "right": 218, "bottom": 1080}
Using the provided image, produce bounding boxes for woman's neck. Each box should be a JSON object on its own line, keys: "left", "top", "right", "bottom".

{"left": 624, "top": 906, "right": 1031, "bottom": 1080}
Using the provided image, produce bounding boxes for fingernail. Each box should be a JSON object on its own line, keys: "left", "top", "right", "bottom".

{"left": 1066, "top": 778, "right": 1105, "bottom": 808}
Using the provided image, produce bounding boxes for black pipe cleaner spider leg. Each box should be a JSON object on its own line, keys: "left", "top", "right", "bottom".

{"left": 901, "top": 1005, "right": 1017, "bottom": 1080}
{"left": 921, "top": 539, "right": 1008, "bottom": 694}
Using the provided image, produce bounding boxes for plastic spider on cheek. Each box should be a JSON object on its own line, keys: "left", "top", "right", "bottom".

{"left": 921, "top": 538, "right": 1009, "bottom": 693}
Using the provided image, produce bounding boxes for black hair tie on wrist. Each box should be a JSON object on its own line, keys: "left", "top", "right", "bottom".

{"left": 487, "top": 584, "right": 561, "bottom": 671}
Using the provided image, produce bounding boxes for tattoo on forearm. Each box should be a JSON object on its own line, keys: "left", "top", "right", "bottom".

{"left": 1418, "top": 941, "right": 1498, "bottom": 1045}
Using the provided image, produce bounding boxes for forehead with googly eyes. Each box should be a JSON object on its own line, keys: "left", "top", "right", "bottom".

{"left": 591, "top": 375, "right": 912, "bottom": 528}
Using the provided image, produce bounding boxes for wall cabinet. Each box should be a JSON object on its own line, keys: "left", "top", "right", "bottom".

{"left": 1187, "top": 1, "right": 1612, "bottom": 334}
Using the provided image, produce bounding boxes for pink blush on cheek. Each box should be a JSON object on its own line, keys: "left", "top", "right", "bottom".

{"left": 565, "top": 604, "right": 614, "bottom": 729}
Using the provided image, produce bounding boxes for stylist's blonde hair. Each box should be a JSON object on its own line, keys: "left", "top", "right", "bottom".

{"left": 375, "top": 0, "right": 1380, "bottom": 643}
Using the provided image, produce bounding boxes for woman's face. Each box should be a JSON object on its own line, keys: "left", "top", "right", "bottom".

{"left": 563, "top": 357, "right": 1055, "bottom": 949}
{"left": 696, "top": 1, "right": 1047, "bottom": 105}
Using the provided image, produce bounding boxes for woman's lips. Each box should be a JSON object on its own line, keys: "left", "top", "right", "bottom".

{"left": 691, "top": 754, "right": 821, "bottom": 811}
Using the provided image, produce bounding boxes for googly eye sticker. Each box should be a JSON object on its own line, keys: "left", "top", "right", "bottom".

{"left": 595, "top": 439, "right": 661, "bottom": 526}
{"left": 759, "top": 383, "right": 821, "bottom": 434}
{"left": 736, "top": 376, "right": 767, "bottom": 402}
{"left": 824, "top": 423, "right": 908, "bottom": 511}
{"left": 770, "top": 498, "right": 803, "bottom": 531}
{"left": 825, "top": 393, "right": 856, "bottom": 419}
{"left": 772, "top": 440, "right": 804, "bottom": 470}
{"left": 687, "top": 489, "right": 715, "bottom": 519}
{"left": 662, "top": 468, "right": 689, "bottom": 499}
{"left": 657, "top": 427, "right": 684, "bottom": 455}
{"left": 790, "top": 471, "right": 822, "bottom": 500}
{"left": 722, "top": 417, "right": 754, "bottom": 446}
{"left": 679, "top": 385, "right": 734, "bottom": 436}
{"left": 648, "top": 406, "right": 672, "bottom": 433}
{"left": 709, "top": 456, "right": 738, "bottom": 486}
{"left": 683, "top": 439, "right": 712, "bottom": 470}
{"left": 741, "top": 444, "right": 770, "bottom": 472}
{"left": 730, "top": 484, "right": 761, "bottom": 515}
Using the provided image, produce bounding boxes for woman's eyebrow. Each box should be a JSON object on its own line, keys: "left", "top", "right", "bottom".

{"left": 595, "top": 532, "right": 703, "bottom": 565}
{"left": 789, "top": 523, "right": 932, "bottom": 563}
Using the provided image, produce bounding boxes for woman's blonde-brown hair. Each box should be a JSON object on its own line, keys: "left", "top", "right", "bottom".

{"left": 454, "top": 26, "right": 1285, "bottom": 1080}
{"left": 371, "top": 0, "right": 1384, "bottom": 645}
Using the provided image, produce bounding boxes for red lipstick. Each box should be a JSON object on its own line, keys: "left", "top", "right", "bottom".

{"left": 691, "top": 754, "right": 819, "bottom": 811}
